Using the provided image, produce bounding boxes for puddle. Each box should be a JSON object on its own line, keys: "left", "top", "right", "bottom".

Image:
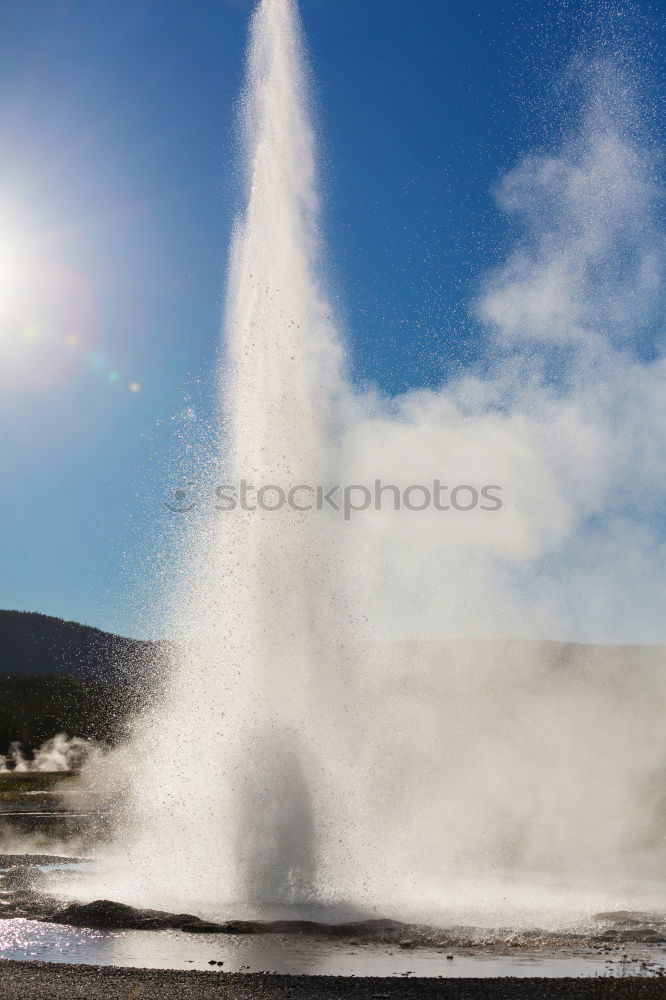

{"left": 0, "top": 918, "right": 663, "bottom": 977}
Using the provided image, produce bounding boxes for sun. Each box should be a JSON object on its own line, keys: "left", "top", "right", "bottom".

{"left": 0, "top": 217, "right": 95, "bottom": 391}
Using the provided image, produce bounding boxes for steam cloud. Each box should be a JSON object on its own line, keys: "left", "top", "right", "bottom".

{"left": 342, "top": 57, "right": 666, "bottom": 645}
{"left": 0, "top": 734, "right": 92, "bottom": 773}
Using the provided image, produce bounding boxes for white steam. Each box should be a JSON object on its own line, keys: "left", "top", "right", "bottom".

{"left": 0, "top": 734, "right": 92, "bottom": 773}
{"left": 343, "top": 59, "right": 666, "bottom": 644}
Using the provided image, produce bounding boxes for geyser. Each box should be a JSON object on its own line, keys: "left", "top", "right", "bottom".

{"left": 91, "top": 0, "right": 665, "bottom": 929}
{"left": 109, "top": 0, "right": 345, "bottom": 915}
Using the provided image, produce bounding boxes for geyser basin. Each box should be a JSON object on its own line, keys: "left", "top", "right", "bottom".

{"left": 73, "top": 0, "right": 666, "bottom": 946}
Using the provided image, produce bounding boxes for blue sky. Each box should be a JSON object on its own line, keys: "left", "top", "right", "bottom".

{"left": 0, "top": 0, "right": 661, "bottom": 637}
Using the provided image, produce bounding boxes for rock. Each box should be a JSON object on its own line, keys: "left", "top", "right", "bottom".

{"left": 51, "top": 899, "right": 201, "bottom": 931}
{"left": 181, "top": 921, "right": 228, "bottom": 934}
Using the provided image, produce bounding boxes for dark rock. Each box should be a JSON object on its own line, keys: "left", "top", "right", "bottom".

{"left": 181, "top": 921, "right": 227, "bottom": 934}
{"left": 51, "top": 899, "right": 202, "bottom": 931}
{"left": 326, "top": 919, "right": 409, "bottom": 940}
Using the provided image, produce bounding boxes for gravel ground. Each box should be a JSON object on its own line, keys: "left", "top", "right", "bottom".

{"left": 0, "top": 962, "right": 663, "bottom": 1000}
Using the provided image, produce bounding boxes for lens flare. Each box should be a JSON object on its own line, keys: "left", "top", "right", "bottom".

{"left": 0, "top": 229, "right": 95, "bottom": 390}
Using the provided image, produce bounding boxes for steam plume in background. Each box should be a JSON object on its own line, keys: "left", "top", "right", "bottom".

{"left": 0, "top": 734, "right": 92, "bottom": 773}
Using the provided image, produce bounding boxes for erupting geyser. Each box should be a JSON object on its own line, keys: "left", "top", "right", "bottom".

{"left": 112, "top": 0, "right": 346, "bottom": 916}
{"left": 90, "top": 0, "right": 665, "bottom": 930}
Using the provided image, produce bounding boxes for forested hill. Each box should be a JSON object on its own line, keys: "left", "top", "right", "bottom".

{"left": 0, "top": 610, "right": 155, "bottom": 683}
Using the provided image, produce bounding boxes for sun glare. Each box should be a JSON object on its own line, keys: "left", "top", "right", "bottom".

{"left": 0, "top": 213, "right": 142, "bottom": 393}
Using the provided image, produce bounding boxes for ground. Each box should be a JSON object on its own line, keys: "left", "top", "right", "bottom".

{"left": 0, "top": 963, "right": 665, "bottom": 1000}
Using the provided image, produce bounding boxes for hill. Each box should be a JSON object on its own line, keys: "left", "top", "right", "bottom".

{"left": 0, "top": 611, "right": 159, "bottom": 753}
{"left": 0, "top": 610, "right": 155, "bottom": 683}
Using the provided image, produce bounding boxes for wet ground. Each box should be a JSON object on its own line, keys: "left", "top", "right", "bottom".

{"left": 0, "top": 855, "right": 664, "bottom": 981}
{"left": 0, "top": 915, "right": 665, "bottom": 979}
